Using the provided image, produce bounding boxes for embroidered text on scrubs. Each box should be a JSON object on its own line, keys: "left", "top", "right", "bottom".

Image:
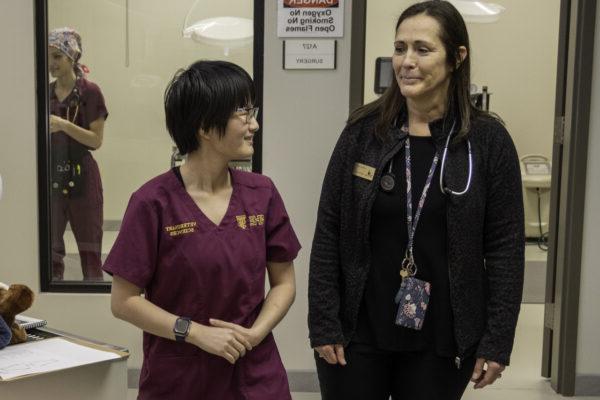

{"left": 165, "top": 221, "right": 197, "bottom": 236}
{"left": 236, "top": 214, "right": 265, "bottom": 230}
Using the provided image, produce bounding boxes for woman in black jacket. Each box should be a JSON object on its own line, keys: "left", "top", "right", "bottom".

{"left": 308, "top": 2, "right": 524, "bottom": 399}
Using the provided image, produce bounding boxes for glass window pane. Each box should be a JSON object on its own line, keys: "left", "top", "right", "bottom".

{"left": 47, "top": 0, "right": 254, "bottom": 284}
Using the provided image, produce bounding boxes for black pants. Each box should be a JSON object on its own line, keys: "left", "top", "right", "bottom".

{"left": 315, "top": 343, "right": 475, "bottom": 400}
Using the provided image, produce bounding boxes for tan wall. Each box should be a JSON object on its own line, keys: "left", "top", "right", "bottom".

{"left": 364, "top": 0, "right": 560, "bottom": 160}
{"left": 0, "top": 2, "right": 38, "bottom": 291}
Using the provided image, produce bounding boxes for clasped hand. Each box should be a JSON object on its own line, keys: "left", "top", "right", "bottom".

{"left": 315, "top": 344, "right": 347, "bottom": 366}
{"left": 191, "top": 318, "right": 263, "bottom": 365}
{"left": 49, "top": 115, "right": 67, "bottom": 133}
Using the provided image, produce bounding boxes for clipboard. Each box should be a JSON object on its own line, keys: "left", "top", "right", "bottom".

{"left": 0, "top": 329, "right": 129, "bottom": 382}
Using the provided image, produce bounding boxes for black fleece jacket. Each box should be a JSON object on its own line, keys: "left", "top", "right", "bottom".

{"left": 308, "top": 111, "right": 524, "bottom": 366}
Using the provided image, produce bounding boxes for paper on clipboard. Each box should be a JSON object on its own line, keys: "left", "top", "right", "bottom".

{"left": 0, "top": 337, "right": 121, "bottom": 381}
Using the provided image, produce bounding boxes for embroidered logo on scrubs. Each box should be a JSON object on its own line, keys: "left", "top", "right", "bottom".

{"left": 236, "top": 214, "right": 265, "bottom": 230}
{"left": 165, "top": 221, "right": 197, "bottom": 237}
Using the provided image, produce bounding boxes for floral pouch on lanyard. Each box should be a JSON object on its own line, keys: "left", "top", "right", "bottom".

{"left": 394, "top": 276, "right": 431, "bottom": 330}
{"left": 392, "top": 134, "right": 438, "bottom": 331}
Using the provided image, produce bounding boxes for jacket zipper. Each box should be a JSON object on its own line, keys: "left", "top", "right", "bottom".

{"left": 455, "top": 356, "right": 462, "bottom": 369}
{"left": 363, "top": 136, "right": 407, "bottom": 242}
{"left": 447, "top": 224, "right": 464, "bottom": 370}
{"left": 444, "top": 150, "right": 470, "bottom": 370}
{"left": 358, "top": 135, "right": 407, "bottom": 311}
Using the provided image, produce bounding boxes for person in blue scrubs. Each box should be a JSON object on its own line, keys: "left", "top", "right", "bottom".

{"left": 104, "top": 60, "right": 301, "bottom": 399}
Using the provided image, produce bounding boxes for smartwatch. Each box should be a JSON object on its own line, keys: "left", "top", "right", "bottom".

{"left": 173, "top": 317, "right": 192, "bottom": 342}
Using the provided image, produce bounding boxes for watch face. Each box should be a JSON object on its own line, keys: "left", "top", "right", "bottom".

{"left": 174, "top": 318, "right": 190, "bottom": 333}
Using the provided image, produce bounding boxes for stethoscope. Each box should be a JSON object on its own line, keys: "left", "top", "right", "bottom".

{"left": 65, "top": 85, "right": 81, "bottom": 123}
{"left": 52, "top": 79, "right": 81, "bottom": 123}
{"left": 380, "top": 120, "right": 473, "bottom": 196}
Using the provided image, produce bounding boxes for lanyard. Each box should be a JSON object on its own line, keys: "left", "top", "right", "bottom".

{"left": 400, "top": 136, "right": 440, "bottom": 279}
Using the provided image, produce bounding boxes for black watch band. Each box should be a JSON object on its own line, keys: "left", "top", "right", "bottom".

{"left": 173, "top": 317, "right": 191, "bottom": 342}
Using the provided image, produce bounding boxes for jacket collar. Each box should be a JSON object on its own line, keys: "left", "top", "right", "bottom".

{"left": 397, "top": 101, "right": 461, "bottom": 149}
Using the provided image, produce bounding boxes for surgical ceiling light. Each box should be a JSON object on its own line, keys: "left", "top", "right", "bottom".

{"left": 447, "top": 0, "right": 505, "bottom": 23}
{"left": 182, "top": 0, "right": 253, "bottom": 56}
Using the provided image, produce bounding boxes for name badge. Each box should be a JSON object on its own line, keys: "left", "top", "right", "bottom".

{"left": 352, "top": 163, "right": 376, "bottom": 181}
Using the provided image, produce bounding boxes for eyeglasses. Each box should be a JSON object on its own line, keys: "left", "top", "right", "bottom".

{"left": 235, "top": 106, "right": 260, "bottom": 124}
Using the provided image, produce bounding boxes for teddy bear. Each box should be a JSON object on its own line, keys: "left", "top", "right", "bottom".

{"left": 0, "top": 283, "right": 35, "bottom": 346}
{"left": 0, "top": 313, "right": 10, "bottom": 348}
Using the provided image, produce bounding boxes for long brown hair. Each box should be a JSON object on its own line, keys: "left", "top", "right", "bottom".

{"left": 348, "top": 1, "right": 486, "bottom": 140}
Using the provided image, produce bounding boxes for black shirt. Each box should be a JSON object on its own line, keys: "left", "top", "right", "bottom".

{"left": 354, "top": 135, "right": 456, "bottom": 357}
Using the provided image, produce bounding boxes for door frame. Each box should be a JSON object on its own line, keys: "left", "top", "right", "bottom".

{"left": 543, "top": 0, "right": 597, "bottom": 395}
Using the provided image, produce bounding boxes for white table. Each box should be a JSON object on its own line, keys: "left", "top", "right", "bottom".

{"left": 0, "top": 328, "right": 129, "bottom": 400}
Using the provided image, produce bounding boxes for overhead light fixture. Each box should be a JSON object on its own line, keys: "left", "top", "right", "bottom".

{"left": 448, "top": 0, "right": 505, "bottom": 23}
{"left": 182, "top": 0, "right": 253, "bottom": 56}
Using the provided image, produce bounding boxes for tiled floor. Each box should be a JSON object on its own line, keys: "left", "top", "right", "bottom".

{"left": 127, "top": 304, "right": 597, "bottom": 399}
{"left": 523, "top": 244, "right": 549, "bottom": 303}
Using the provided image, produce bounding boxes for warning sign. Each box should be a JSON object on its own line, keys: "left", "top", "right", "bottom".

{"left": 283, "top": 0, "right": 340, "bottom": 7}
{"left": 278, "top": 0, "right": 344, "bottom": 38}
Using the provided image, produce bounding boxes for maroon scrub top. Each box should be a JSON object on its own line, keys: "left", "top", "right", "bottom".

{"left": 50, "top": 78, "right": 108, "bottom": 153}
{"left": 103, "top": 169, "right": 301, "bottom": 400}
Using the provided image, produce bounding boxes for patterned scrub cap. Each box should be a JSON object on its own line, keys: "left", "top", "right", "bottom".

{"left": 49, "top": 27, "right": 82, "bottom": 62}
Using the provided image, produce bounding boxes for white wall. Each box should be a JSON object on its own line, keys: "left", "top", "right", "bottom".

{"left": 262, "top": 0, "right": 353, "bottom": 370}
{"left": 363, "top": 0, "right": 560, "bottom": 161}
{"left": 576, "top": 0, "right": 600, "bottom": 379}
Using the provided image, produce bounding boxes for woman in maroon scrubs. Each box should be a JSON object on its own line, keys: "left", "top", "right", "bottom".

{"left": 49, "top": 28, "right": 107, "bottom": 281}
{"left": 104, "top": 60, "right": 301, "bottom": 399}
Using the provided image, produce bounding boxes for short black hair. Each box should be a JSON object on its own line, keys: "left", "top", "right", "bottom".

{"left": 164, "top": 60, "right": 255, "bottom": 155}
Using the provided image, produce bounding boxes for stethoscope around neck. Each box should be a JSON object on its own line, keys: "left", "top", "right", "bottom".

{"left": 380, "top": 120, "right": 474, "bottom": 196}
{"left": 440, "top": 121, "right": 473, "bottom": 195}
{"left": 54, "top": 80, "right": 81, "bottom": 122}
